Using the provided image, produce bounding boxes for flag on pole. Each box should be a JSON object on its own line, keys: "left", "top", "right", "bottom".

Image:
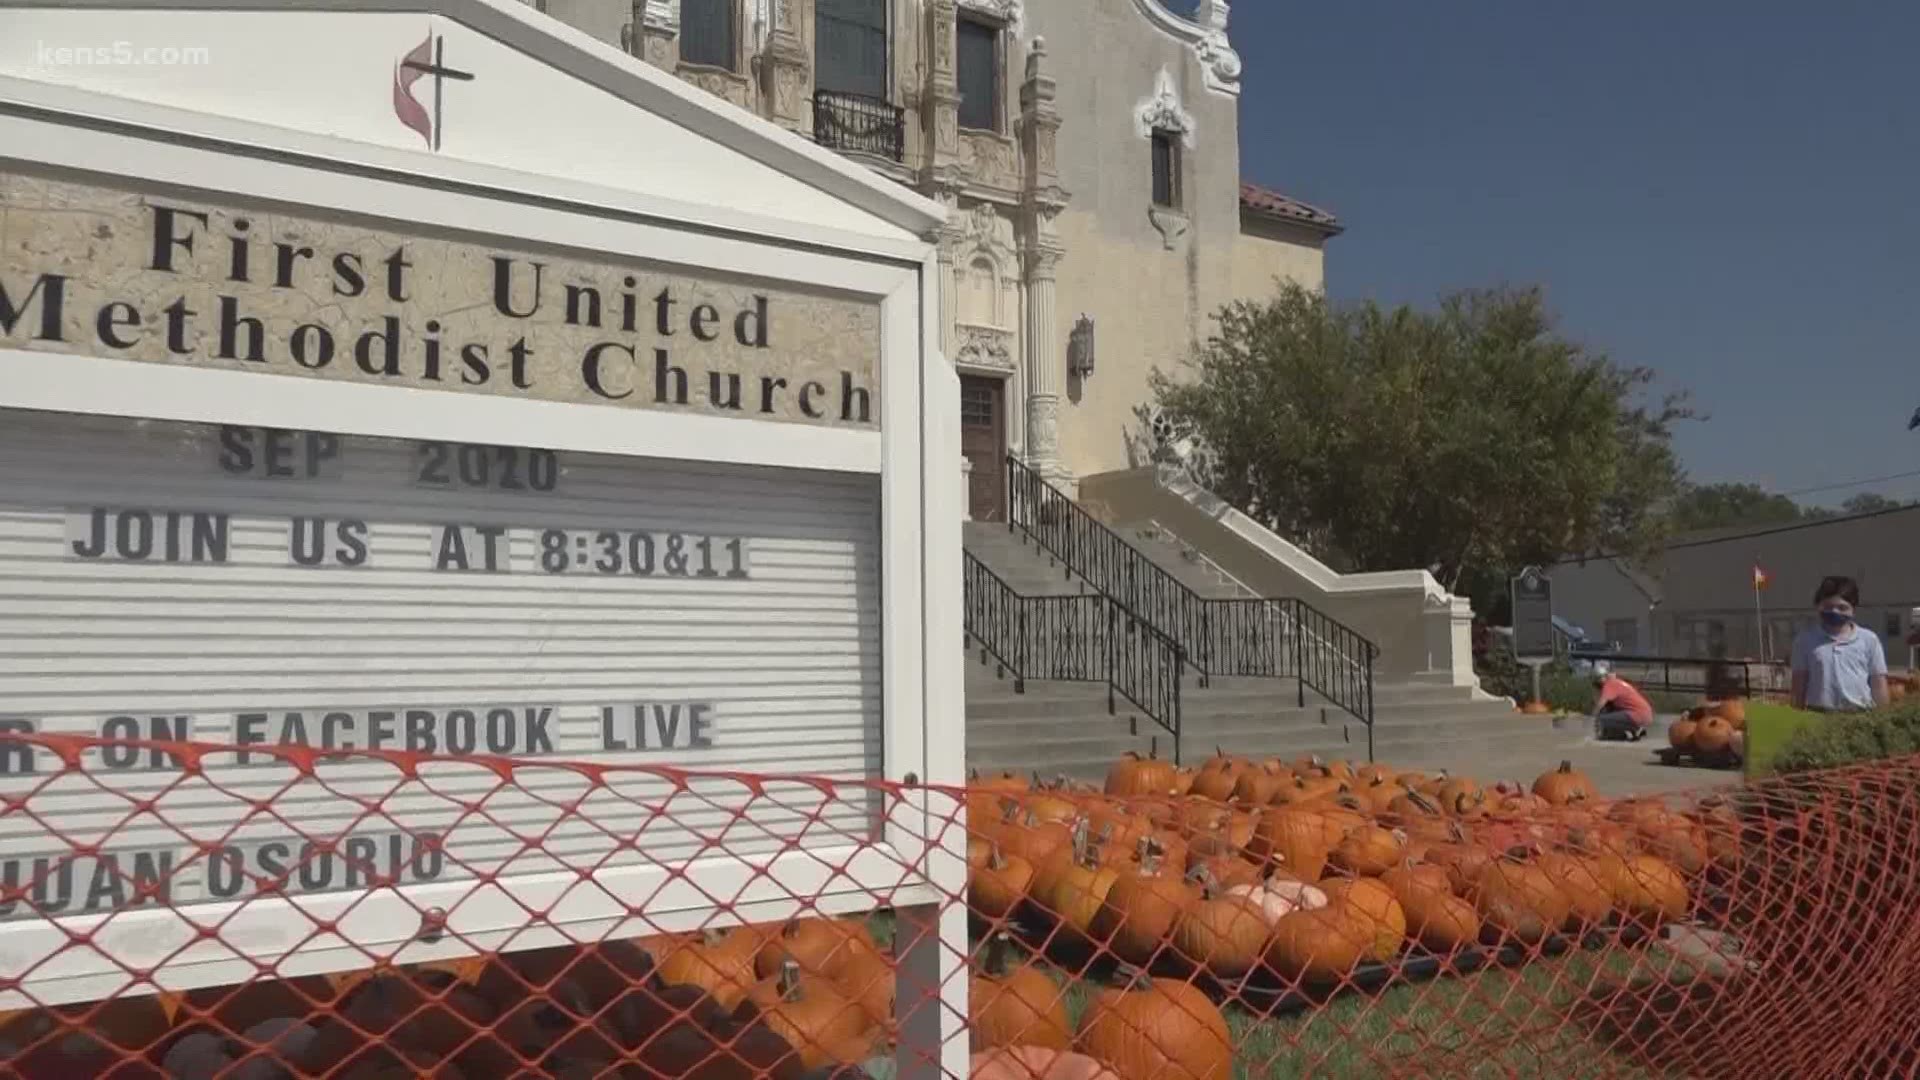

{"left": 1753, "top": 562, "right": 1770, "bottom": 590}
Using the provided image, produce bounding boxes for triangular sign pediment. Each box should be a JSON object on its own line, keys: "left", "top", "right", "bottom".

{"left": 0, "top": 0, "right": 939, "bottom": 244}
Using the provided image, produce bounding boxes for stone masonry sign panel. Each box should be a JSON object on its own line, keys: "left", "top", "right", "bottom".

{"left": 0, "top": 170, "right": 882, "bottom": 429}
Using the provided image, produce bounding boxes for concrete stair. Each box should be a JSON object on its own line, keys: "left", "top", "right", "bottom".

{"left": 961, "top": 513, "right": 1573, "bottom": 782}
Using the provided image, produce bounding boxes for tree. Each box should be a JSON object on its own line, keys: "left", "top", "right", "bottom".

{"left": 1664, "top": 482, "right": 1810, "bottom": 533}
{"left": 1150, "top": 284, "right": 1691, "bottom": 610}
{"left": 1840, "top": 492, "right": 1906, "bottom": 515}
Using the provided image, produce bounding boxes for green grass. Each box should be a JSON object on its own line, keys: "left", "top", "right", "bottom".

{"left": 1041, "top": 944, "right": 1704, "bottom": 1079}
{"left": 1740, "top": 701, "right": 1824, "bottom": 778}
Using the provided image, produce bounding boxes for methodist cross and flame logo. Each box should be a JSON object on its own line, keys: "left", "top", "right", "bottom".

{"left": 392, "top": 29, "right": 474, "bottom": 152}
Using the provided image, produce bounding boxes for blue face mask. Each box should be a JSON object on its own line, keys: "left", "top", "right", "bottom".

{"left": 1820, "top": 609, "right": 1854, "bottom": 631}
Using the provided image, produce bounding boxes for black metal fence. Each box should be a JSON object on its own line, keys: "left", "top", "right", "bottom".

{"left": 1005, "top": 456, "right": 1378, "bottom": 728}
{"left": 963, "top": 551, "right": 1184, "bottom": 755}
{"left": 1597, "top": 654, "right": 1792, "bottom": 699}
{"left": 812, "top": 90, "right": 906, "bottom": 162}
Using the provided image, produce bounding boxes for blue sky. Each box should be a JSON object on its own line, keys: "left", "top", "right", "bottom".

{"left": 1231, "top": 3, "right": 1919, "bottom": 506}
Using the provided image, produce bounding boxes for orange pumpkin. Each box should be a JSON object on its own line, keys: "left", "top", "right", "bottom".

{"left": 1709, "top": 699, "right": 1747, "bottom": 726}
{"left": 1535, "top": 852, "right": 1613, "bottom": 931}
{"left": 973, "top": 768, "right": 1032, "bottom": 794}
{"left": 1353, "top": 776, "right": 1402, "bottom": 815}
{"left": 1419, "top": 839, "right": 1492, "bottom": 896}
{"left": 1075, "top": 976, "right": 1231, "bottom": 1080}
{"left": 1381, "top": 861, "right": 1479, "bottom": 953}
{"left": 742, "top": 959, "right": 875, "bottom": 1071}
{"left": 1472, "top": 855, "right": 1571, "bottom": 946}
{"left": 1170, "top": 874, "right": 1271, "bottom": 978}
{"left": 1187, "top": 750, "right": 1246, "bottom": 803}
{"left": 1668, "top": 717, "right": 1698, "bottom": 750}
{"left": 971, "top": 845, "right": 1036, "bottom": 923}
{"left": 754, "top": 918, "right": 875, "bottom": 981}
{"left": 1531, "top": 761, "right": 1598, "bottom": 806}
{"left": 832, "top": 940, "right": 896, "bottom": 1031}
{"left": 1693, "top": 715, "right": 1735, "bottom": 756}
{"left": 1091, "top": 841, "right": 1197, "bottom": 966}
{"left": 1039, "top": 850, "right": 1121, "bottom": 945}
{"left": 1247, "top": 808, "right": 1334, "bottom": 882}
{"left": 1265, "top": 905, "right": 1371, "bottom": 985}
{"left": 970, "top": 934, "right": 1072, "bottom": 1051}
{"left": 1321, "top": 876, "right": 1406, "bottom": 963}
{"left": 1106, "top": 746, "right": 1178, "bottom": 797}
{"left": 1329, "top": 825, "right": 1407, "bottom": 878}
{"left": 650, "top": 928, "right": 762, "bottom": 1010}
{"left": 1354, "top": 763, "right": 1397, "bottom": 787}
{"left": 1596, "top": 852, "right": 1690, "bottom": 926}
{"left": 971, "top": 1047, "right": 1121, "bottom": 1080}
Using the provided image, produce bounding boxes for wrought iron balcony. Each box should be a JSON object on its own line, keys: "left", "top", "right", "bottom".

{"left": 812, "top": 89, "right": 906, "bottom": 163}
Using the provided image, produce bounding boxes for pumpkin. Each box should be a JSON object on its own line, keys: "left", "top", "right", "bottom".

{"left": 832, "top": 941, "right": 896, "bottom": 1030}
{"left": 972, "top": 769, "right": 1031, "bottom": 795}
{"left": 1709, "top": 699, "right": 1746, "bottom": 726}
{"left": 1185, "top": 851, "right": 1261, "bottom": 891}
{"left": 1354, "top": 763, "right": 1397, "bottom": 787}
{"left": 1231, "top": 762, "right": 1289, "bottom": 806}
{"left": 971, "top": 1047, "right": 1121, "bottom": 1080}
{"left": 1091, "top": 840, "right": 1197, "bottom": 966}
{"left": 1692, "top": 715, "right": 1735, "bottom": 756}
{"left": 1075, "top": 976, "right": 1231, "bottom": 1080}
{"left": 1596, "top": 852, "right": 1689, "bottom": 925}
{"left": 1472, "top": 854, "right": 1571, "bottom": 946}
{"left": 1247, "top": 808, "right": 1333, "bottom": 882}
{"left": 1531, "top": 761, "right": 1598, "bottom": 806}
{"left": 1265, "top": 905, "right": 1371, "bottom": 985}
{"left": 969, "top": 844, "right": 1037, "bottom": 925}
{"left": 1181, "top": 807, "right": 1257, "bottom": 862}
{"left": 755, "top": 918, "right": 876, "bottom": 981}
{"left": 651, "top": 928, "right": 762, "bottom": 1010}
{"left": 1535, "top": 852, "right": 1613, "bottom": 931}
{"left": 1420, "top": 838, "right": 1492, "bottom": 895}
{"left": 1385, "top": 786, "right": 1445, "bottom": 824}
{"left": 1381, "top": 861, "right": 1478, "bottom": 953}
{"left": 1889, "top": 681, "right": 1908, "bottom": 703}
{"left": 1039, "top": 849, "right": 1121, "bottom": 945}
{"left": 1692, "top": 797, "right": 1742, "bottom": 870}
{"left": 1329, "top": 825, "right": 1407, "bottom": 878}
{"left": 1320, "top": 876, "right": 1405, "bottom": 963}
{"left": 1170, "top": 768, "right": 1198, "bottom": 797}
{"left": 1226, "top": 878, "right": 1329, "bottom": 929}
{"left": 1106, "top": 745, "right": 1178, "bottom": 797}
{"left": 1186, "top": 750, "right": 1246, "bottom": 804}
{"left": 742, "top": 960, "right": 874, "bottom": 1071}
{"left": 1025, "top": 780, "right": 1083, "bottom": 825}
{"left": 970, "top": 934, "right": 1071, "bottom": 1051}
{"left": 1617, "top": 803, "right": 1710, "bottom": 876}
{"left": 1169, "top": 872, "right": 1271, "bottom": 978}
{"left": 1354, "top": 776, "right": 1403, "bottom": 816}
{"left": 1667, "top": 717, "right": 1698, "bottom": 750}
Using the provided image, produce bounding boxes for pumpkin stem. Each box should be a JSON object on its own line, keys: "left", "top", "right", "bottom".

{"left": 986, "top": 932, "right": 1012, "bottom": 976}
{"left": 700, "top": 928, "right": 725, "bottom": 947}
{"left": 1405, "top": 790, "right": 1442, "bottom": 816}
{"left": 778, "top": 958, "right": 803, "bottom": 1002}
{"left": 988, "top": 843, "right": 1007, "bottom": 872}
{"left": 1559, "top": 760, "right": 1575, "bottom": 774}
{"left": 1150, "top": 736, "right": 1159, "bottom": 760}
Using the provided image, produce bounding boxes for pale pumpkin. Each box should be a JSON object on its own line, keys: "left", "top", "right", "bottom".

{"left": 1226, "top": 879, "right": 1329, "bottom": 929}
{"left": 971, "top": 1047, "right": 1121, "bottom": 1080}
{"left": 1075, "top": 976, "right": 1231, "bottom": 1080}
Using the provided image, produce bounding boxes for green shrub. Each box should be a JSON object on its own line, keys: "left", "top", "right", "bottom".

{"left": 1770, "top": 701, "right": 1920, "bottom": 774}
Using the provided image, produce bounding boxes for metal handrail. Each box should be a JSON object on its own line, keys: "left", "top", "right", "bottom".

{"left": 1005, "top": 455, "right": 1377, "bottom": 728}
{"left": 962, "top": 550, "right": 1184, "bottom": 756}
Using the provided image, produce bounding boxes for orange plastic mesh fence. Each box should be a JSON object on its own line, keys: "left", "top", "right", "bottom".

{"left": 0, "top": 733, "right": 1916, "bottom": 1079}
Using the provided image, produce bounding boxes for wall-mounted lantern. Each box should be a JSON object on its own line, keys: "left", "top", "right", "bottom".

{"left": 1067, "top": 314, "right": 1096, "bottom": 379}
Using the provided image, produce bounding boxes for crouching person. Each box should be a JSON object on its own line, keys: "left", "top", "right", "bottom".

{"left": 1591, "top": 663, "right": 1653, "bottom": 741}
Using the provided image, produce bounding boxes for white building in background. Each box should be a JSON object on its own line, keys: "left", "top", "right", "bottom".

{"left": 1551, "top": 505, "right": 1920, "bottom": 667}
{"left": 532, "top": 0, "right": 1340, "bottom": 517}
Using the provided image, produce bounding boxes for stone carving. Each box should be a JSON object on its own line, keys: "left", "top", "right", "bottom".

{"left": 1126, "top": 0, "right": 1242, "bottom": 97}
{"left": 954, "top": 324, "right": 1016, "bottom": 373}
{"left": 959, "top": 131, "right": 1018, "bottom": 191}
{"left": 1147, "top": 205, "right": 1189, "bottom": 251}
{"left": 677, "top": 64, "right": 755, "bottom": 110}
{"left": 963, "top": 202, "right": 1014, "bottom": 260}
{"left": 1136, "top": 67, "right": 1195, "bottom": 146}
{"left": 1027, "top": 395, "right": 1060, "bottom": 457}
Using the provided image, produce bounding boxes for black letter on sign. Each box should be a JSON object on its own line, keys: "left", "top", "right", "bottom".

{"left": 355, "top": 316, "right": 402, "bottom": 376}
{"left": 735, "top": 295, "right": 770, "bottom": 348}
{"left": 218, "top": 427, "right": 254, "bottom": 474}
{"left": 840, "top": 373, "right": 871, "bottom": 424}
{"left": 435, "top": 526, "right": 470, "bottom": 571}
{"left": 582, "top": 342, "right": 635, "bottom": 400}
{"left": 492, "top": 256, "right": 544, "bottom": 318}
{"left": 95, "top": 301, "right": 141, "bottom": 349}
{"left": 148, "top": 205, "right": 210, "bottom": 273}
{"left": 0, "top": 273, "right": 68, "bottom": 342}
{"left": 336, "top": 520, "right": 369, "bottom": 567}
{"left": 0, "top": 719, "right": 37, "bottom": 775}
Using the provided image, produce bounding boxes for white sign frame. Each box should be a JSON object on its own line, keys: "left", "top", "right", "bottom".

{"left": 0, "top": 22, "right": 963, "bottom": 1023}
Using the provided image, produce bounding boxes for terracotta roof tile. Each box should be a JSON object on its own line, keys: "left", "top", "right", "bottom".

{"left": 1239, "top": 181, "right": 1343, "bottom": 236}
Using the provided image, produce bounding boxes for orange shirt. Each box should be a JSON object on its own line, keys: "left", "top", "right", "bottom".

{"left": 1596, "top": 676, "right": 1653, "bottom": 725}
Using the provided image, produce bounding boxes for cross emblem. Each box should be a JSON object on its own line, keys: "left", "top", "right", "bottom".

{"left": 393, "top": 30, "right": 475, "bottom": 152}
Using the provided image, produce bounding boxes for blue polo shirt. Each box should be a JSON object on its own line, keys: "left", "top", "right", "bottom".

{"left": 1791, "top": 626, "right": 1888, "bottom": 711}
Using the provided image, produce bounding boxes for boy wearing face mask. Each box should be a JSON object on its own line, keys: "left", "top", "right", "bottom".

{"left": 1790, "top": 576, "right": 1890, "bottom": 713}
